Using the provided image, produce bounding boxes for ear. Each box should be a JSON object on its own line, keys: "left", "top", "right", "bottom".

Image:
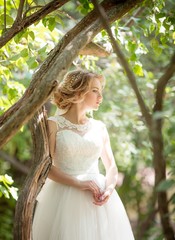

{"left": 72, "top": 92, "right": 84, "bottom": 103}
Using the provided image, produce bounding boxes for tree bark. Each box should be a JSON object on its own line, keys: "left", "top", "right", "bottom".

{"left": 0, "top": 0, "right": 143, "bottom": 148}
{"left": 151, "top": 119, "right": 175, "bottom": 240}
{"left": 150, "top": 53, "right": 175, "bottom": 240}
{"left": 13, "top": 107, "right": 52, "bottom": 240}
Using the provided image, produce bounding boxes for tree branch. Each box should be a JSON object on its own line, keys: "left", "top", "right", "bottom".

{"left": 16, "top": 0, "right": 25, "bottom": 21}
{"left": 124, "top": 7, "right": 144, "bottom": 28}
{"left": 153, "top": 52, "right": 175, "bottom": 111}
{"left": 0, "top": 0, "right": 69, "bottom": 48}
{"left": 0, "top": 150, "right": 29, "bottom": 174}
{"left": 23, "top": 5, "right": 43, "bottom": 18}
{"left": 4, "top": 0, "right": 6, "bottom": 32}
{"left": 92, "top": 0, "right": 152, "bottom": 127}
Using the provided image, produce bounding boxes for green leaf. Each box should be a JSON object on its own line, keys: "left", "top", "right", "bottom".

{"left": 150, "top": 38, "right": 162, "bottom": 55}
{"left": 149, "top": 23, "right": 155, "bottom": 34}
{"left": 150, "top": 38, "right": 159, "bottom": 49}
{"left": 26, "top": 57, "right": 38, "bottom": 69}
{"left": 5, "top": 15, "right": 14, "bottom": 25}
{"left": 10, "top": 53, "right": 21, "bottom": 61}
{"left": 0, "top": 14, "right": 14, "bottom": 26}
{"left": 127, "top": 41, "right": 137, "bottom": 53}
{"left": 133, "top": 64, "right": 144, "bottom": 76}
{"left": 20, "top": 48, "right": 28, "bottom": 58}
{"left": 157, "top": 179, "right": 175, "bottom": 192}
{"left": 4, "top": 174, "right": 14, "bottom": 185}
{"left": 48, "top": 18, "right": 56, "bottom": 32}
{"left": 9, "top": 187, "right": 18, "bottom": 200}
{"left": 28, "top": 31, "right": 35, "bottom": 41}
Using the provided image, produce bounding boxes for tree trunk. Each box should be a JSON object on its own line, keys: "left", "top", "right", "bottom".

{"left": 13, "top": 107, "right": 52, "bottom": 240}
{"left": 151, "top": 118, "right": 175, "bottom": 240}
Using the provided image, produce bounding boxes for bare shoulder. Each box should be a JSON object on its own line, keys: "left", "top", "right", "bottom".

{"left": 47, "top": 118, "right": 58, "bottom": 134}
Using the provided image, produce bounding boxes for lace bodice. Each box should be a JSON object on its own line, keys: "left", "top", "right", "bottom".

{"left": 48, "top": 115, "right": 105, "bottom": 176}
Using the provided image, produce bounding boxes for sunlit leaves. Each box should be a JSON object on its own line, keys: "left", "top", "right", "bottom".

{"left": 0, "top": 81, "right": 26, "bottom": 113}
{"left": 0, "top": 174, "right": 18, "bottom": 200}
{"left": 77, "top": 0, "right": 94, "bottom": 15}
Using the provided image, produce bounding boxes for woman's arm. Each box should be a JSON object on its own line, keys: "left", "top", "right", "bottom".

{"left": 94, "top": 125, "right": 118, "bottom": 206}
{"left": 47, "top": 120, "right": 101, "bottom": 199}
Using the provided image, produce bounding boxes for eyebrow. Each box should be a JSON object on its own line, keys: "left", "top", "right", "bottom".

{"left": 92, "top": 87, "right": 101, "bottom": 90}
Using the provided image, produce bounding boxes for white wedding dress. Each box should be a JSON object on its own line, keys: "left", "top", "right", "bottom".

{"left": 32, "top": 115, "right": 135, "bottom": 240}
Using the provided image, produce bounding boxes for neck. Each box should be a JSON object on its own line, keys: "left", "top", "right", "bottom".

{"left": 62, "top": 104, "right": 88, "bottom": 124}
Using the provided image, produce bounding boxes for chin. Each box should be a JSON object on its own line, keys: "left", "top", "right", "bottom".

{"left": 93, "top": 106, "right": 99, "bottom": 111}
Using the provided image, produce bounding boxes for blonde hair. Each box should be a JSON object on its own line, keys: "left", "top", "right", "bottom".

{"left": 53, "top": 69, "right": 104, "bottom": 110}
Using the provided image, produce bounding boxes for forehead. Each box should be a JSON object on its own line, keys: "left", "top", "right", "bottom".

{"left": 89, "top": 78, "right": 103, "bottom": 90}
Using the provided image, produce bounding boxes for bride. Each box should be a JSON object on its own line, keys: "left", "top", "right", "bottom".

{"left": 32, "top": 69, "right": 135, "bottom": 240}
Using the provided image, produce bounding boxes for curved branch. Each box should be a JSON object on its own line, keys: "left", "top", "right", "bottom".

{"left": 0, "top": 0, "right": 69, "bottom": 48}
{"left": 0, "top": 150, "right": 29, "bottom": 174}
{"left": 153, "top": 52, "right": 175, "bottom": 111}
{"left": 92, "top": 0, "right": 152, "bottom": 127}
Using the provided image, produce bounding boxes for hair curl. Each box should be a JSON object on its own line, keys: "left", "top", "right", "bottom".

{"left": 53, "top": 69, "right": 104, "bottom": 110}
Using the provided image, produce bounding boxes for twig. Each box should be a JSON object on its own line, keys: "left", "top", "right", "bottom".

{"left": 92, "top": 0, "right": 152, "bottom": 127}
{"left": 4, "top": 0, "right": 6, "bottom": 32}
{"left": 153, "top": 52, "right": 175, "bottom": 111}
{"left": 12, "top": 0, "right": 17, "bottom": 10}
{"left": 23, "top": 5, "right": 43, "bottom": 18}
{"left": 16, "top": 0, "right": 25, "bottom": 21}
{"left": 0, "top": 151, "right": 30, "bottom": 174}
{"left": 124, "top": 7, "right": 144, "bottom": 28}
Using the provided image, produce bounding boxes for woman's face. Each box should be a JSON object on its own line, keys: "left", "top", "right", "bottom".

{"left": 81, "top": 78, "right": 103, "bottom": 111}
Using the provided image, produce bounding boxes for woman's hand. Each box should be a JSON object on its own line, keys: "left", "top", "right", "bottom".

{"left": 77, "top": 180, "right": 102, "bottom": 201}
{"left": 93, "top": 188, "right": 113, "bottom": 206}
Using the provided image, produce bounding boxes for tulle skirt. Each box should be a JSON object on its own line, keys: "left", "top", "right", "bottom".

{"left": 32, "top": 173, "right": 135, "bottom": 240}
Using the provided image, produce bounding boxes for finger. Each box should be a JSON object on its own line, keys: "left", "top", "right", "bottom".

{"left": 89, "top": 181, "right": 101, "bottom": 195}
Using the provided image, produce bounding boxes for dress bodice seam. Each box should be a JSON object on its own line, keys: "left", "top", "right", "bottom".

{"left": 56, "top": 115, "right": 92, "bottom": 132}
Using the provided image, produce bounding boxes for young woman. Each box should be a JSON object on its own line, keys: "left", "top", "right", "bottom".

{"left": 32, "top": 69, "right": 135, "bottom": 240}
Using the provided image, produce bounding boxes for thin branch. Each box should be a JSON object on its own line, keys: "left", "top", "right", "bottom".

{"left": 4, "top": 0, "right": 6, "bottom": 32}
{"left": 124, "top": 7, "right": 144, "bottom": 28}
{"left": 153, "top": 52, "right": 175, "bottom": 112}
{"left": 23, "top": 5, "right": 43, "bottom": 18}
{"left": 92, "top": 0, "right": 152, "bottom": 127}
{"left": 0, "top": 151, "right": 29, "bottom": 174}
{"left": 16, "top": 0, "right": 25, "bottom": 21}
{"left": 12, "top": 0, "right": 17, "bottom": 10}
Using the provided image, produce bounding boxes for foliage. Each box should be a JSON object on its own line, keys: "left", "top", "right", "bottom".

{"left": 0, "top": 175, "right": 18, "bottom": 240}
{"left": 0, "top": 174, "right": 18, "bottom": 200}
{"left": 0, "top": 0, "right": 175, "bottom": 239}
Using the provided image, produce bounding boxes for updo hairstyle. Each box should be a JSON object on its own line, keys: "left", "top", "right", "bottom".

{"left": 53, "top": 69, "right": 104, "bottom": 110}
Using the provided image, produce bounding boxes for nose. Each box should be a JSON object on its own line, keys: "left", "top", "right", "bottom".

{"left": 98, "top": 92, "right": 103, "bottom": 101}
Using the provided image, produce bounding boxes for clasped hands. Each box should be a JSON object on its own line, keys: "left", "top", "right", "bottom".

{"left": 79, "top": 180, "right": 113, "bottom": 206}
